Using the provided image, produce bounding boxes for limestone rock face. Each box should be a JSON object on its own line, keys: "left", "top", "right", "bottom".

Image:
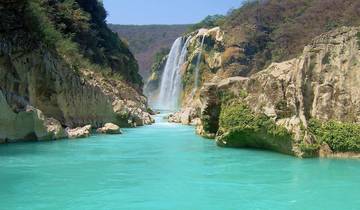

{"left": 66, "top": 125, "right": 92, "bottom": 139}
{"left": 0, "top": 90, "right": 66, "bottom": 142}
{"left": 197, "top": 26, "right": 360, "bottom": 157}
{"left": 0, "top": 0, "right": 153, "bottom": 142}
{"left": 96, "top": 123, "right": 122, "bottom": 134}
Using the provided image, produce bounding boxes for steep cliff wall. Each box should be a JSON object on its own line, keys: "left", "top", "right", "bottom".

{"left": 198, "top": 27, "right": 360, "bottom": 157}
{"left": 0, "top": 0, "right": 153, "bottom": 142}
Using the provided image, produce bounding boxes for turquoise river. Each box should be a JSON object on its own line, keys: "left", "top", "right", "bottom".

{"left": 0, "top": 114, "right": 360, "bottom": 210}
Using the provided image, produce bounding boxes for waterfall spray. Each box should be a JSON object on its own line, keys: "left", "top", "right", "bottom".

{"left": 157, "top": 37, "right": 190, "bottom": 110}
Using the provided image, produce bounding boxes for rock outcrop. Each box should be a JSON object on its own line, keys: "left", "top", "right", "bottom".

{"left": 0, "top": 90, "right": 66, "bottom": 142}
{"left": 96, "top": 123, "right": 122, "bottom": 134}
{"left": 66, "top": 125, "right": 92, "bottom": 139}
{"left": 196, "top": 26, "right": 360, "bottom": 157}
{"left": 167, "top": 107, "right": 199, "bottom": 125}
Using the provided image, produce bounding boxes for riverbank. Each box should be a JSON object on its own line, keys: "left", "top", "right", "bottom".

{"left": 1, "top": 114, "right": 360, "bottom": 210}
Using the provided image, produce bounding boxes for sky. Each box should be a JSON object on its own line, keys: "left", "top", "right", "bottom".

{"left": 103, "top": 0, "right": 244, "bottom": 25}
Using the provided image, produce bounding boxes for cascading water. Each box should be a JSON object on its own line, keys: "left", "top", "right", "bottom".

{"left": 157, "top": 37, "right": 190, "bottom": 110}
{"left": 194, "top": 35, "right": 205, "bottom": 91}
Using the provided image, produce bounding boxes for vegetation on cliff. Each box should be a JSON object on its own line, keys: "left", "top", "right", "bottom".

{"left": 188, "top": 15, "right": 225, "bottom": 32}
{"left": 309, "top": 120, "right": 360, "bottom": 153}
{"left": 192, "top": 26, "right": 360, "bottom": 157}
{"left": 0, "top": 0, "right": 153, "bottom": 142}
{"left": 191, "top": 0, "right": 360, "bottom": 75}
{"left": 217, "top": 100, "right": 293, "bottom": 154}
{"left": 25, "top": 0, "right": 142, "bottom": 86}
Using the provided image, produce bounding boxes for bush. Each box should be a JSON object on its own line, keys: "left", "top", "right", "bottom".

{"left": 188, "top": 15, "right": 226, "bottom": 32}
{"left": 309, "top": 119, "right": 360, "bottom": 152}
{"left": 219, "top": 100, "right": 290, "bottom": 138}
{"left": 217, "top": 100, "right": 293, "bottom": 154}
{"left": 24, "top": 0, "right": 142, "bottom": 86}
{"left": 299, "top": 142, "right": 320, "bottom": 157}
{"left": 25, "top": 0, "right": 63, "bottom": 47}
{"left": 220, "top": 101, "right": 257, "bottom": 131}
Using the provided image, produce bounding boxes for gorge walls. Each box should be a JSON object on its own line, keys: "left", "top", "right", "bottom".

{"left": 0, "top": 0, "right": 153, "bottom": 142}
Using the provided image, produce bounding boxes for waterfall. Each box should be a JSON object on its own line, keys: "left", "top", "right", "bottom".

{"left": 194, "top": 35, "right": 205, "bottom": 90}
{"left": 157, "top": 37, "right": 190, "bottom": 110}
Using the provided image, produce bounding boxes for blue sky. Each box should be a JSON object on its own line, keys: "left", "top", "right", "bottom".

{"left": 103, "top": 0, "right": 244, "bottom": 25}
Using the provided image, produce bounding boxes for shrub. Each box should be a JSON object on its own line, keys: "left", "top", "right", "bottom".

{"left": 24, "top": 0, "right": 142, "bottom": 86}
{"left": 220, "top": 101, "right": 257, "bottom": 131}
{"left": 188, "top": 15, "right": 226, "bottom": 32}
{"left": 217, "top": 100, "right": 293, "bottom": 154}
{"left": 309, "top": 119, "right": 360, "bottom": 152}
{"left": 25, "top": 0, "right": 63, "bottom": 47}
{"left": 299, "top": 142, "right": 320, "bottom": 157}
{"left": 219, "top": 100, "right": 290, "bottom": 138}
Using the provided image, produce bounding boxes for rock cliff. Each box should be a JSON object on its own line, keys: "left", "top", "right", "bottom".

{"left": 197, "top": 27, "right": 360, "bottom": 157}
{"left": 0, "top": 0, "right": 153, "bottom": 143}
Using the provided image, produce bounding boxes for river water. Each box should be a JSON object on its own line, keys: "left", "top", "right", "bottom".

{"left": 0, "top": 114, "right": 359, "bottom": 210}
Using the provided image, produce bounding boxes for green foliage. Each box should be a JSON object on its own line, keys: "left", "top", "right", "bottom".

{"left": 299, "top": 142, "right": 320, "bottom": 156}
{"left": 309, "top": 119, "right": 360, "bottom": 152}
{"left": 25, "top": 0, "right": 62, "bottom": 47}
{"left": 189, "top": 15, "right": 226, "bottom": 32}
{"left": 153, "top": 48, "right": 170, "bottom": 68}
{"left": 217, "top": 100, "right": 293, "bottom": 154}
{"left": 219, "top": 100, "right": 290, "bottom": 139}
{"left": 220, "top": 90, "right": 248, "bottom": 104}
{"left": 239, "top": 90, "right": 249, "bottom": 99}
{"left": 24, "top": 0, "right": 142, "bottom": 86}
{"left": 356, "top": 32, "right": 360, "bottom": 49}
{"left": 219, "top": 91, "right": 236, "bottom": 104}
{"left": 220, "top": 101, "right": 257, "bottom": 131}
{"left": 25, "top": 0, "right": 85, "bottom": 73}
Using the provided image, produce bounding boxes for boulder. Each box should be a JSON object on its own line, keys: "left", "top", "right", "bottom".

{"left": 113, "top": 99, "right": 154, "bottom": 127}
{"left": 66, "top": 125, "right": 92, "bottom": 139}
{"left": 0, "top": 91, "right": 66, "bottom": 142}
{"left": 168, "top": 113, "right": 181, "bottom": 123}
{"left": 191, "top": 118, "right": 201, "bottom": 126}
{"left": 96, "top": 123, "right": 122, "bottom": 134}
{"left": 36, "top": 117, "right": 67, "bottom": 141}
{"left": 168, "top": 108, "right": 198, "bottom": 125}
